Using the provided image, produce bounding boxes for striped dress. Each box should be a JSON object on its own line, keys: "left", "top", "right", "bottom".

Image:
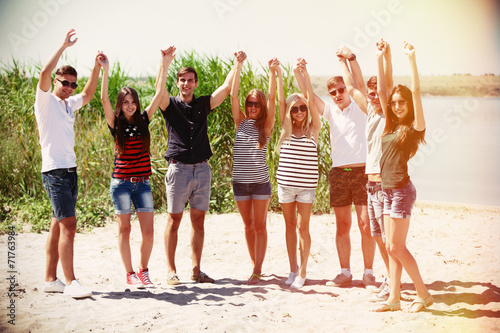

{"left": 109, "top": 112, "right": 151, "bottom": 179}
{"left": 232, "top": 118, "right": 270, "bottom": 184}
{"left": 276, "top": 134, "right": 319, "bottom": 189}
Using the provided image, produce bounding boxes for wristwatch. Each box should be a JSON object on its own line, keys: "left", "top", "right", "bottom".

{"left": 348, "top": 54, "right": 356, "bottom": 61}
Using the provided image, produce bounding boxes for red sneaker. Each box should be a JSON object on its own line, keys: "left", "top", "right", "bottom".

{"left": 126, "top": 272, "right": 145, "bottom": 289}
{"left": 136, "top": 267, "right": 154, "bottom": 287}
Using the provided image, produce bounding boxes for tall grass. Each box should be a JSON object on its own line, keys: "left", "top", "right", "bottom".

{"left": 0, "top": 53, "right": 334, "bottom": 233}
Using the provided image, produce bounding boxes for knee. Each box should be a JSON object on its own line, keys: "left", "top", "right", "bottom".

{"left": 386, "top": 243, "right": 405, "bottom": 257}
{"left": 119, "top": 224, "right": 132, "bottom": 237}
{"left": 166, "top": 218, "right": 181, "bottom": 232}
{"left": 142, "top": 228, "right": 154, "bottom": 242}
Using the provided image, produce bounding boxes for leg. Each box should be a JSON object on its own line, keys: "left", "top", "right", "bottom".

{"left": 386, "top": 215, "right": 431, "bottom": 309}
{"left": 190, "top": 207, "right": 206, "bottom": 276}
{"left": 236, "top": 199, "right": 257, "bottom": 268}
{"left": 164, "top": 212, "right": 183, "bottom": 275}
{"left": 58, "top": 216, "right": 77, "bottom": 285}
{"left": 116, "top": 214, "right": 133, "bottom": 273}
{"left": 137, "top": 212, "right": 154, "bottom": 270}
{"left": 296, "top": 202, "right": 313, "bottom": 278}
{"left": 45, "top": 217, "right": 60, "bottom": 282}
{"left": 281, "top": 202, "right": 298, "bottom": 274}
{"left": 333, "top": 205, "right": 352, "bottom": 270}
{"left": 356, "top": 204, "right": 376, "bottom": 271}
{"left": 251, "top": 199, "right": 270, "bottom": 276}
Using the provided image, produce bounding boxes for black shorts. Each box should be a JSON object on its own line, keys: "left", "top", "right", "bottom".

{"left": 328, "top": 166, "right": 368, "bottom": 207}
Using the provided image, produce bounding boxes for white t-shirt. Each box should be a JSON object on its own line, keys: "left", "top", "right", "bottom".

{"left": 365, "top": 104, "right": 386, "bottom": 174}
{"left": 322, "top": 99, "right": 367, "bottom": 168}
{"left": 34, "top": 85, "right": 83, "bottom": 172}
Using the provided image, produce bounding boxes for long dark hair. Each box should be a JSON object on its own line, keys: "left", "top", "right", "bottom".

{"left": 244, "top": 89, "right": 268, "bottom": 149}
{"left": 114, "top": 87, "right": 150, "bottom": 155}
{"left": 383, "top": 84, "right": 425, "bottom": 158}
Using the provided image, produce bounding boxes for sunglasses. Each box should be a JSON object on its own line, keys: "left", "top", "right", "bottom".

{"left": 247, "top": 101, "right": 261, "bottom": 108}
{"left": 291, "top": 105, "right": 308, "bottom": 114}
{"left": 367, "top": 92, "right": 378, "bottom": 99}
{"left": 390, "top": 100, "right": 408, "bottom": 108}
{"left": 56, "top": 78, "right": 78, "bottom": 89}
{"left": 329, "top": 87, "right": 345, "bottom": 97}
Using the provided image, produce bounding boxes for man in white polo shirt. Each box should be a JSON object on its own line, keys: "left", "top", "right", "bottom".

{"left": 35, "top": 29, "right": 102, "bottom": 299}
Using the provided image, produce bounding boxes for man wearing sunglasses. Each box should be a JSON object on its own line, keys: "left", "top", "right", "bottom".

{"left": 34, "top": 29, "right": 102, "bottom": 299}
{"left": 296, "top": 46, "right": 375, "bottom": 288}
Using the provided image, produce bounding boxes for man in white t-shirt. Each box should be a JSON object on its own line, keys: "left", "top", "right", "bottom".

{"left": 297, "top": 48, "right": 376, "bottom": 288}
{"left": 35, "top": 29, "right": 102, "bottom": 299}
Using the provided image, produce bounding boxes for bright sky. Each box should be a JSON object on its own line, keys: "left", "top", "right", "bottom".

{"left": 1, "top": 0, "right": 499, "bottom": 78}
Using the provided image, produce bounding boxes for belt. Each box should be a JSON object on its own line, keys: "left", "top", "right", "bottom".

{"left": 168, "top": 158, "right": 208, "bottom": 165}
{"left": 366, "top": 182, "right": 382, "bottom": 195}
{"left": 122, "top": 176, "right": 149, "bottom": 182}
{"left": 47, "top": 167, "right": 77, "bottom": 173}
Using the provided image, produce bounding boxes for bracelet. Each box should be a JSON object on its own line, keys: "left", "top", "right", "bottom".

{"left": 348, "top": 54, "right": 356, "bottom": 61}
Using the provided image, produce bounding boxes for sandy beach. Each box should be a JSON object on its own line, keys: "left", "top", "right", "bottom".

{"left": 1, "top": 201, "right": 499, "bottom": 332}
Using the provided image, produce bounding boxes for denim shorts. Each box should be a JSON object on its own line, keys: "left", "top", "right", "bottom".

{"left": 278, "top": 185, "right": 316, "bottom": 204}
{"left": 42, "top": 168, "right": 78, "bottom": 221}
{"left": 328, "top": 166, "right": 368, "bottom": 207}
{"left": 367, "top": 181, "right": 385, "bottom": 240}
{"left": 165, "top": 161, "right": 211, "bottom": 214}
{"left": 383, "top": 180, "right": 417, "bottom": 219}
{"left": 233, "top": 181, "right": 271, "bottom": 201}
{"left": 109, "top": 178, "right": 154, "bottom": 215}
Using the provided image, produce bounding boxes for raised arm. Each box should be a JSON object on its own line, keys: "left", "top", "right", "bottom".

{"left": 39, "top": 29, "right": 77, "bottom": 92}
{"left": 337, "top": 46, "right": 367, "bottom": 113}
{"left": 404, "top": 42, "right": 425, "bottom": 131}
{"left": 98, "top": 53, "right": 115, "bottom": 128}
{"left": 337, "top": 46, "right": 366, "bottom": 95}
{"left": 294, "top": 58, "right": 325, "bottom": 116}
{"left": 383, "top": 40, "right": 394, "bottom": 94}
{"left": 376, "top": 42, "right": 389, "bottom": 116}
{"left": 230, "top": 51, "right": 247, "bottom": 128}
{"left": 145, "top": 46, "right": 175, "bottom": 120}
{"left": 299, "top": 59, "right": 321, "bottom": 139}
{"left": 266, "top": 58, "right": 279, "bottom": 136}
{"left": 211, "top": 51, "right": 243, "bottom": 110}
{"left": 276, "top": 59, "right": 286, "bottom": 125}
{"left": 81, "top": 53, "right": 103, "bottom": 107}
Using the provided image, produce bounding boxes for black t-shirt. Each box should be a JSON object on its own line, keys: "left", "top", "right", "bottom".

{"left": 160, "top": 95, "right": 213, "bottom": 164}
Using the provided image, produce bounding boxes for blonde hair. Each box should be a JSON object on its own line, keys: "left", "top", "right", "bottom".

{"left": 278, "top": 93, "right": 312, "bottom": 147}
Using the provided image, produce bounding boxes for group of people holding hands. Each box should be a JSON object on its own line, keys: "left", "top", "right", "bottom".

{"left": 36, "top": 29, "right": 432, "bottom": 313}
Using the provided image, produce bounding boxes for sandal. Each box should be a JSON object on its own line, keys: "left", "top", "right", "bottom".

{"left": 191, "top": 271, "right": 215, "bottom": 283}
{"left": 408, "top": 294, "right": 433, "bottom": 313}
{"left": 167, "top": 273, "right": 180, "bottom": 285}
{"left": 372, "top": 301, "right": 401, "bottom": 312}
{"left": 247, "top": 274, "right": 261, "bottom": 285}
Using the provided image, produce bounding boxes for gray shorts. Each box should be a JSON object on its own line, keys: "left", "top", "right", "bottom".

{"left": 367, "top": 181, "right": 385, "bottom": 241}
{"left": 165, "top": 161, "right": 211, "bottom": 214}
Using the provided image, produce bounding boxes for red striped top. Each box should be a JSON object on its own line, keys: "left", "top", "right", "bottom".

{"left": 109, "top": 112, "right": 151, "bottom": 179}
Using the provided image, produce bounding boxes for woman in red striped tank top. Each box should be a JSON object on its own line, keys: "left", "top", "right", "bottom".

{"left": 98, "top": 47, "right": 174, "bottom": 289}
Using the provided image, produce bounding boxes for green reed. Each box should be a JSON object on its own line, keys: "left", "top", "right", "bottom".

{"left": 0, "top": 53, "right": 334, "bottom": 233}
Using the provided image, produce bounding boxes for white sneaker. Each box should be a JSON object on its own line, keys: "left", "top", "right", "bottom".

{"left": 63, "top": 280, "right": 93, "bottom": 299}
{"left": 290, "top": 275, "right": 306, "bottom": 289}
{"left": 42, "top": 278, "right": 66, "bottom": 293}
{"left": 285, "top": 271, "right": 299, "bottom": 286}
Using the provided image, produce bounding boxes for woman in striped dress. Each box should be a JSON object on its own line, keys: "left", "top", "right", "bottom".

{"left": 277, "top": 58, "right": 321, "bottom": 289}
{"left": 230, "top": 52, "right": 278, "bottom": 284}
{"left": 99, "top": 47, "right": 174, "bottom": 288}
